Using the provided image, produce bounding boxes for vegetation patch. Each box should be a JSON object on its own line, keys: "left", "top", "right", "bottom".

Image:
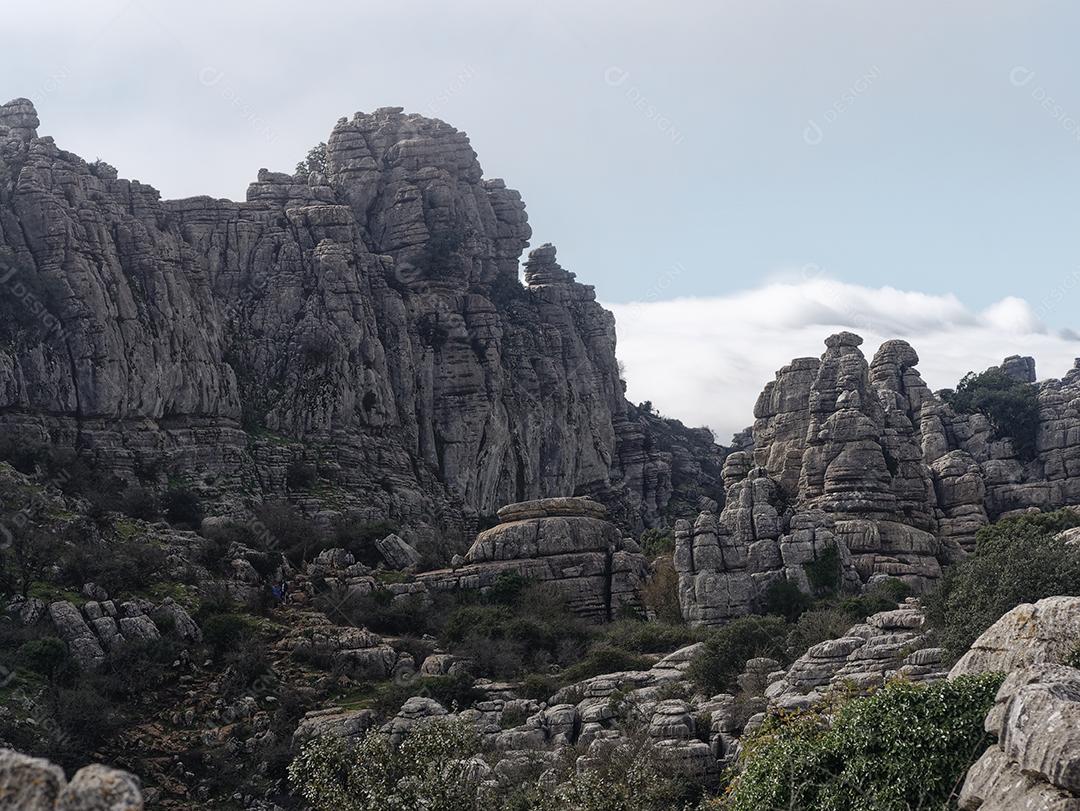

{"left": 717, "top": 673, "right": 1004, "bottom": 811}
{"left": 942, "top": 368, "right": 1041, "bottom": 460}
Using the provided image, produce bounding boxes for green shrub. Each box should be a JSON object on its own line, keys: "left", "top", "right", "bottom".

{"left": 924, "top": 510, "right": 1080, "bottom": 661}
{"left": 164, "top": 486, "right": 204, "bottom": 528}
{"left": 784, "top": 607, "right": 858, "bottom": 660}
{"left": 202, "top": 613, "right": 259, "bottom": 654}
{"left": 598, "top": 619, "right": 700, "bottom": 654}
{"left": 257, "top": 501, "right": 327, "bottom": 565}
{"left": 17, "top": 637, "right": 70, "bottom": 678}
{"left": 804, "top": 544, "right": 843, "bottom": 596}
{"left": 942, "top": 368, "right": 1041, "bottom": 460}
{"left": 559, "top": 645, "right": 652, "bottom": 684}
{"left": 118, "top": 486, "right": 159, "bottom": 521}
{"left": 331, "top": 517, "right": 401, "bottom": 567}
{"left": 316, "top": 588, "right": 439, "bottom": 637}
{"left": 761, "top": 579, "right": 813, "bottom": 622}
{"left": 295, "top": 142, "right": 328, "bottom": 177}
{"left": 547, "top": 735, "right": 702, "bottom": 810}
{"left": 58, "top": 536, "right": 168, "bottom": 594}
{"left": 642, "top": 558, "right": 683, "bottom": 624}
{"left": 371, "top": 671, "right": 484, "bottom": 716}
{"left": 639, "top": 528, "right": 675, "bottom": 558}
{"left": 721, "top": 673, "right": 1004, "bottom": 811}
{"left": 288, "top": 718, "right": 485, "bottom": 811}
{"left": 687, "top": 615, "right": 788, "bottom": 695}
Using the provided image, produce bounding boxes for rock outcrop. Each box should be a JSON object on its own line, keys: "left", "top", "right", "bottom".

{"left": 418, "top": 497, "right": 648, "bottom": 621}
{"left": 766, "top": 601, "right": 946, "bottom": 710}
{"left": 678, "top": 332, "right": 1080, "bottom": 626}
{"left": 0, "top": 749, "right": 142, "bottom": 811}
{"left": 0, "top": 99, "right": 724, "bottom": 556}
{"left": 949, "top": 596, "right": 1080, "bottom": 679}
{"left": 960, "top": 664, "right": 1080, "bottom": 809}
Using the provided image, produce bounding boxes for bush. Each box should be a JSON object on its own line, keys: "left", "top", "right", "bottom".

{"left": 316, "top": 587, "right": 439, "bottom": 637}
{"left": 288, "top": 718, "right": 486, "bottom": 811}
{"left": 287, "top": 460, "right": 318, "bottom": 490}
{"left": 164, "top": 486, "right": 203, "bottom": 528}
{"left": 257, "top": 501, "right": 327, "bottom": 565}
{"left": 17, "top": 637, "right": 70, "bottom": 678}
{"left": 202, "top": 613, "right": 259, "bottom": 655}
{"left": 371, "top": 671, "right": 485, "bottom": 716}
{"left": 598, "top": 619, "right": 699, "bottom": 654}
{"left": 331, "top": 517, "right": 400, "bottom": 568}
{"left": 942, "top": 368, "right": 1041, "bottom": 460}
{"left": 118, "top": 486, "right": 159, "bottom": 521}
{"left": 559, "top": 645, "right": 652, "bottom": 684}
{"left": 804, "top": 544, "right": 843, "bottom": 595}
{"left": 687, "top": 615, "right": 789, "bottom": 695}
{"left": 760, "top": 579, "right": 813, "bottom": 622}
{"left": 721, "top": 673, "right": 1004, "bottom": 811}
{"left": 639, "top": 528, "right": 675, "bottom": 558}
{"left": 642, "top": 558, "right": 683, "bottom": 624}
{"left": 924, "top": 510, "right": 1080, "bottom": 661}
{"left": 295, "top": 142, "right": 328, "bottom": 177}
{"left": 58, "top": 536, "right": 168, "bottom": 594}
{"left": 784, "top": 607, "right": 858, "bottom": 660}
{"left": 546, "top": 735, "right": 702, "bottom": 810}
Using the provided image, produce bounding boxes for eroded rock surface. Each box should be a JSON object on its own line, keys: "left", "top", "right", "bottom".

{"left": 949, "top": 596, "right": 1080, "bottom": 679}
{"left": 678, "top": 332, "right": 1080, "bottom": 626}
{"left": 0, "top": 99, "right": 724, "bottom": 555}
{"left": 0, "top": 749, "right": 142, "bottom": 811}
{"left": 418, "top": 497, "right": 648, "bottom": 620}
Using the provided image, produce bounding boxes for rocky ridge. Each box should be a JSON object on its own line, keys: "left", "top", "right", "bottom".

{"left": 0, "top": 98, "right": 724, "bottom": 555}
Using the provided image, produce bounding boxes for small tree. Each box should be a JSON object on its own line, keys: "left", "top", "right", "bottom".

{"left": 1, "top": 510, "right": 65, "bottom": 597}
{"left": 295, "top": 142, "right": 328, "bottom": 177}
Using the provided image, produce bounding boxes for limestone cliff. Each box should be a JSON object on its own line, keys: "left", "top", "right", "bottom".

{"left": 678, "top": 331, "right": 1080, "bottom": 625}
{"left": 0, "top": 99, "right": 724, "bottom": 551}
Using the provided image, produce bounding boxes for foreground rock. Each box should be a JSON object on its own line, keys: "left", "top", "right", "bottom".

{"left": 949, "top": 596, "right": 1080, "bottom": 679}
{"left": 0, "top": 749, "right": 142, "bottom": 810}
{"left": 960, "top": 664, "right": 1080, "bottom": 809}
{"left": 418, "top": 497, "right": 648, "bottom": 620}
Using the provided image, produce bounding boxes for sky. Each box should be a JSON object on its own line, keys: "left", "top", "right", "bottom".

{"left": 5, "top": 0, "right": 1080, "bottom": 439}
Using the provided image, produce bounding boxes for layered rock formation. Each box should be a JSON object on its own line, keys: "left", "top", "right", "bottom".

{"left": 678, "top": 331, "right": 1080, "bottom": 626}
{"left": 418, "top": 497, "right": 648, "bottom": 621}
{"left": 960, "top": 664, "right": 1080, "bottom": 810}
{"left": 0, "top": 98, "right": 723, "bottom": 554}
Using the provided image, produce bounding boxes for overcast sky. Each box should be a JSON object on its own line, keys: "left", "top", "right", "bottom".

{"left": 6, "top": 0, "right": 1080, "bottom": 439}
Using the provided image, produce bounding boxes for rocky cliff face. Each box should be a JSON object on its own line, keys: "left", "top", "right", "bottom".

{"left": 678, "top": 332, "right": 1080, "bottom": 625}
{"left": 0, "top": 99, "right": 723, "bottom": 551}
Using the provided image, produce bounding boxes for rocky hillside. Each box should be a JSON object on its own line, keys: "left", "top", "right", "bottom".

{"left": 0, "top": 98, "right": 724, "bottom": 553}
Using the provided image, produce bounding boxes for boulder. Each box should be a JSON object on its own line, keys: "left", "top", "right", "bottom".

{"left": 949, "top": 597, "right": 1080, "bottom": 679}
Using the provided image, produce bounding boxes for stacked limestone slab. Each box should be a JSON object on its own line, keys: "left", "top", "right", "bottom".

{"left": 677, "top": 330, "right": 1080, "bottom": 627}
{"left": 418, "top": 497, "right": 647, "bottom": 621}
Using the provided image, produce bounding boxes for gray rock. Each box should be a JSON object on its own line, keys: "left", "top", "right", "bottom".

{"left": 375, "top": 533, "right": 422, "bottom": 571}
{"left": 950, "top": 597, "right": 1080, "bottom": 679}
{"left": 0, "top": 749, "right": 142, "bottom": 811}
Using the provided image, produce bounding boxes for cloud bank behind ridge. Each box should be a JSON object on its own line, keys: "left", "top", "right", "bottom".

{"left": 606, "top": 276, "right": 1080, "bottom": 443}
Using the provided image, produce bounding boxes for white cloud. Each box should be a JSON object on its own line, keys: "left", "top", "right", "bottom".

{"left": 606, "top": 278, "right": 1080, "bottom": 443}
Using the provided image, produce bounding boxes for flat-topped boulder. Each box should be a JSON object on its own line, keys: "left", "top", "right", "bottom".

{"left": 494, "top": 496, "right": 608, "bottom": 523}
{"left": 420, "top": 498, "right": 647, "bottom": 621}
